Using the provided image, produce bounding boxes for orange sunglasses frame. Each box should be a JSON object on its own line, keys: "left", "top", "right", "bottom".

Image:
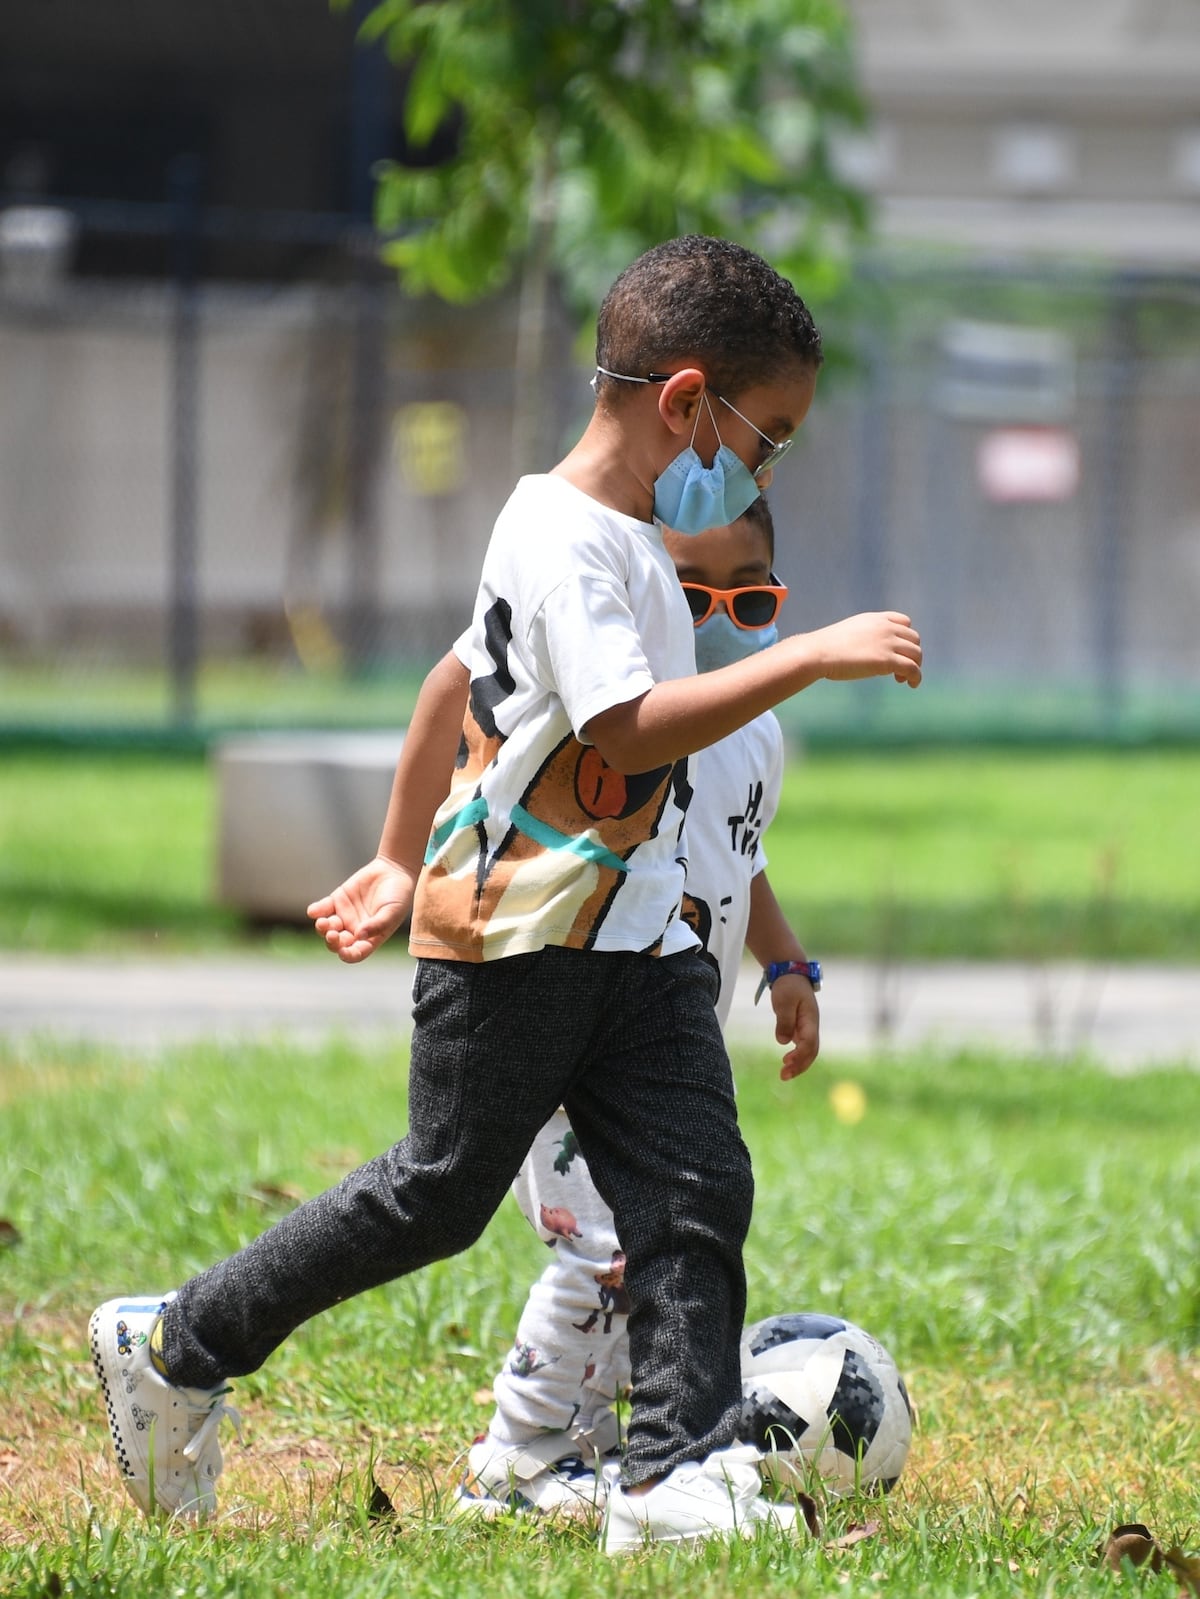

{"left": 680, "top": 578, "right": 789, "bottom": 631}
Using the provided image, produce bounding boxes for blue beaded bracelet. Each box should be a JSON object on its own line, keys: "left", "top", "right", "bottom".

{"left": 754, "top": 959, "right": 823, "bottom": 1004}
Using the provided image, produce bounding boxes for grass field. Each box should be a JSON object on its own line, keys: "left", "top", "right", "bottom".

{"left": 1, "top": 745, "right": 1198, "bottom": 959}
{"left": 1, "top": 1034, "right": 1198, "bottom": 1594}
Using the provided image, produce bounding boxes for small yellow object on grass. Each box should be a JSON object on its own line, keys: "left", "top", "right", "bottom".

{"left": 829, "top": 1079, "right": 867, "bottom": 1125}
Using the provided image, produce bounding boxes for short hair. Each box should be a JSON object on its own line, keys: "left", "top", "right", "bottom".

{"left": 740, "top": 492, "right": 775, "bottom": 563}
{"left": 595, "top": 235, "right": 822, "bottom": 402}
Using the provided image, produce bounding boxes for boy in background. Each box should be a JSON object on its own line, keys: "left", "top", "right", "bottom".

{"left": 442, "top": 496, "right": 826, "bottom": 1527}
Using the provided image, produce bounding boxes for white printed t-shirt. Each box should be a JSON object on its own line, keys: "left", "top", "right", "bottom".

{"left": 409, "top": 473, "right": 700, "bottom": 963}
{"left": 683, "top": 711, "right": 785, "bottom": 1029}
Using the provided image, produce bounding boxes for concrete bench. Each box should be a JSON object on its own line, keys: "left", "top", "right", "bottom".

{"left": 214, "top": 731, "right": 402, "bottom": 922}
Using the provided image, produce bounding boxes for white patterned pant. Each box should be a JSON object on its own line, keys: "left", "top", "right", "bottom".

{"left": 488, "top": 1108, "right": 630, "bottom": 1453}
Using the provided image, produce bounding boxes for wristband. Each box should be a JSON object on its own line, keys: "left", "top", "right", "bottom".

{"left": 754, "top": 959, "right": 822, "bottom": 1004}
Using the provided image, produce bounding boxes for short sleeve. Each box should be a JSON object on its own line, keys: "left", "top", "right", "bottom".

{"left": 532, "top": 574, "right": 657, "bottom": 743}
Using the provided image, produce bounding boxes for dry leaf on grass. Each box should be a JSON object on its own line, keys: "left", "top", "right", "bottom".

{"left": 827, "top": 1519, "right": 881, "bottom": 1550}
{"left": 244, "top": 1182, "right": 306, "bottom": 1207}
{"left": 368, "top": 1474, "right": 397, "bottom": 1523}
{"left": 1099, "top": 1523, "right": 1200, "bottom": 1597}
{"left": 793, "top": 1491, "right": 821, "bottom": 1538}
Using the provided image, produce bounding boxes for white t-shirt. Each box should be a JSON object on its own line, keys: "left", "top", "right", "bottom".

{"left": 683, "top": 713, "right": 784, "bottom": 1028}
{"left": 410, "top": 473, "right": 700, "bottom": 963}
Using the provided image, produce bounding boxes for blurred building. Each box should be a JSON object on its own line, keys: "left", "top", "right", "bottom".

{"left": 5, "top": 1, "right": 1196, "bottom": 273}
{"left": 1, "top": 1, "right": 1198, "bottom": 737}
{"left": 844, "top": 0, "right": 1200, "bottom": 267}
{"left": 0, "top": 0, "right": 430, "bottom": 274}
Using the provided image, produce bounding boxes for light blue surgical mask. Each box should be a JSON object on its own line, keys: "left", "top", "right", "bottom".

{"left": 592, "top": 366, "right": 785, "bottom": 536}
{"left": 651, "top": 395, "right": 763, "bottom": 535}
{"left": 693, "top": 610, "right": 780, "bottom": 672}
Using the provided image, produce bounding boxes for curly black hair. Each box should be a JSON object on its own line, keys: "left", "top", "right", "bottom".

{"left": 595, "top": 235, "right": 822, "bottom": 403}
{"left": 740, "top": 491, "right": 775, "bottom": 563}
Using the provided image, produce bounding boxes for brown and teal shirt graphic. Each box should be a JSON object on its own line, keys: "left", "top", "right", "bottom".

{"left": 409, "top": 474, "right": 702, "bottom": 963}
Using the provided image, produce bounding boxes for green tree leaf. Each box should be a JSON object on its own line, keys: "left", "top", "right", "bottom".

{"left": 349, "top": 0, "right": 873, "bottom": 467}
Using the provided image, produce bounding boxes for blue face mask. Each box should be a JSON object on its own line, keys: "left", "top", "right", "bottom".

{"left": 651, "top": 394, "right": 763, "bottom": 535}
{"left": 693, "top": 611, "right": 779, "bottom": 672}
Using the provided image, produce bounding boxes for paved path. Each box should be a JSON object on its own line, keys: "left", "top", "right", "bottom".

{"left": 1, "top": 952, "right": 1196, "bottom": 1068}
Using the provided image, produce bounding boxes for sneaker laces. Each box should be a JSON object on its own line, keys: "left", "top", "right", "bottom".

{"left": 182, "top": 1385, "right": 242, "bottom": 1471}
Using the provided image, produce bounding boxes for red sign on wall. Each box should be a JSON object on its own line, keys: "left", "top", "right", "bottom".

{"left": 977, "top": 427, "right": 1080, "bottom": 504}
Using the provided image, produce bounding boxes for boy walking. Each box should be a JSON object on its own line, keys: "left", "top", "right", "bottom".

{"left": 90, "top": 234, "right": 920, "bottom": 1550}
{"left": 447, "top": 496, "right": 827, "bottom": 1537}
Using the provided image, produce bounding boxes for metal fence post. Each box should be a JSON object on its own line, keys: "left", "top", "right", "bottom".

{"left": 168, "top": 154, "right": 203, "bottom": 727}
{"left": 1095, "top": 274, "right": 1137, "bottom": 734}
{"left": 346, "top": 255, "right": 386, "bottom": 675}
{"left": 853, "top": 326, "right": 892, "bottom": 727}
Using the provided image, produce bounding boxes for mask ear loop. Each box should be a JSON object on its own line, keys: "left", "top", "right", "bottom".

{"left": 687, "top": 402, "right": 703, "bottom": 449}
{"left": 689, "top": 390, "right": 720, "bottom": 452}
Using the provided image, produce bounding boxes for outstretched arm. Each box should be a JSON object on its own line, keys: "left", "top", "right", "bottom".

{"left": 307, "top": 649, "right": 470, "bottom": 963}
{"left": 586, "top": 612, "right": 921, "bottom": 774}
{"left": 745, "top": 869, "right": 820, "bottom": 1082}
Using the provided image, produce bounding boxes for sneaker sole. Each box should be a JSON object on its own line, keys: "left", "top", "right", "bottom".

{"left": 89, "top": 1300, "right": 159, "bottom": 1515}
{"left": 602, "top": 1508, "right": 798, "bottom": 1553}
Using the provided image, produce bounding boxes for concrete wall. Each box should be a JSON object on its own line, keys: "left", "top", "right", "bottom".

{"left": 0, "top": 281, "right": 582, "bottom": 662}
{"left": 845, "top": 0, "right": 1200, "bottom": 265}
{"left": 2, "top": 272, "right": 1198, "bottom": 697}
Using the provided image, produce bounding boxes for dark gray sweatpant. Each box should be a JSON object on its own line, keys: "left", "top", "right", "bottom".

{"left": 162, "top": 944, "right": 754, "bottom": 1485}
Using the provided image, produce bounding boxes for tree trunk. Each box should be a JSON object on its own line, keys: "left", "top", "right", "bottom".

{"left": 511, "top": 128, "right": 558, "bottom": 477}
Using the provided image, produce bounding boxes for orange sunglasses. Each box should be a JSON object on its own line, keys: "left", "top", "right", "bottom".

{"left": 680, "top": 576, "right": 789, "bottom": 631}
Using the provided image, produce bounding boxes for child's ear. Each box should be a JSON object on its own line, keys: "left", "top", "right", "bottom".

{"left": 658, "top": 368, "right": 707, "bottom": 437}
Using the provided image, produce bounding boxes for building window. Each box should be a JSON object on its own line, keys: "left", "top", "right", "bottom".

{"left": 991, "top": 123, "right": 1076, "bottom": 194}
{"left": 829, "top": 123, "right": 896, "bottom": 192}
{"left": 1172, "top": 126, "right": 1200, "bottom": 194}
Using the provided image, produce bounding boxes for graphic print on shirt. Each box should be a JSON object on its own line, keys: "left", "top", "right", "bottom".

{"left": 728, "top": 779, "right": 765, "bottom": 858}
{"left": 417, "top": 597, "right": 686, "bottom": 958}
{"left": 680, "top": 761, "right": 771, "bottom": 1011}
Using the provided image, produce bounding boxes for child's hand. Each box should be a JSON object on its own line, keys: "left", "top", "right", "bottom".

{"left": 811, "top": 612, "right": 923, "bottom": 688}
{"left": 771, "top": 973, "right": 820, "bottom": 1081}
{"left": 307, "top": 857, "right": 417, "bottom": 964}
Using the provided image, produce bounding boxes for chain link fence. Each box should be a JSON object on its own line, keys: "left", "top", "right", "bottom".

{"left": 2, "top": 212, "right": 1198, "bottom": 747}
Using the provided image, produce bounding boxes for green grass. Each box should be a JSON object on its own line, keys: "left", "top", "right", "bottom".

{"left": 2, "top": 746, "right": 1199, "bottom": 957}
{"left": 5, "top": 659, "right": 1200, "bottom": 745}
{"left": 0, "top": 661, "right": 429, "bottom": 731}
{"left": 2, "top": 1035, "right": 1198, "bottom": 1593}
{"left": 765, "top": 746, "right": 1200, "bottom": 960}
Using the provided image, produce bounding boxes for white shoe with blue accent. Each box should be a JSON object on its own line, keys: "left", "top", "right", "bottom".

{"left": 89, "top": 1293, "right": 241, "bottom": 1519}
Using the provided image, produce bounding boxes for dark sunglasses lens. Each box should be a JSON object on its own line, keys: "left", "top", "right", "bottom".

{"left": 731, "top": 590, "right": 779, "bottom": 628}
{"left": 683, "top": 587, "right": 710, "bottom": 623}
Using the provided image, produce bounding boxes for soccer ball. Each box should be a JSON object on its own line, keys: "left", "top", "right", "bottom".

{"left": 738, "top": 1311, "right": 913, "bottom": 1494}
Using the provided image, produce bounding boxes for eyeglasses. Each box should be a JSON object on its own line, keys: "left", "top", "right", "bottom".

{"left": 715, "top": 394, "right": 794, "bottom": 480}
{"left": 681, "top": 576, "right": 789, "bottom": 631}
{"left": 593, "top": 365, "right": 794, "bottom": 480}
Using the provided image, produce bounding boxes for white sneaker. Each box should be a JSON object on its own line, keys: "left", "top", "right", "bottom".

{"left": 600, "top": 1444, "right": 799, "bottom": 1554}
{"left": 89, "top": 1294, "right": 241, "bottom": 1519}
{"left": 453, "top": 1431, "right": 607, "bottom": 1519}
